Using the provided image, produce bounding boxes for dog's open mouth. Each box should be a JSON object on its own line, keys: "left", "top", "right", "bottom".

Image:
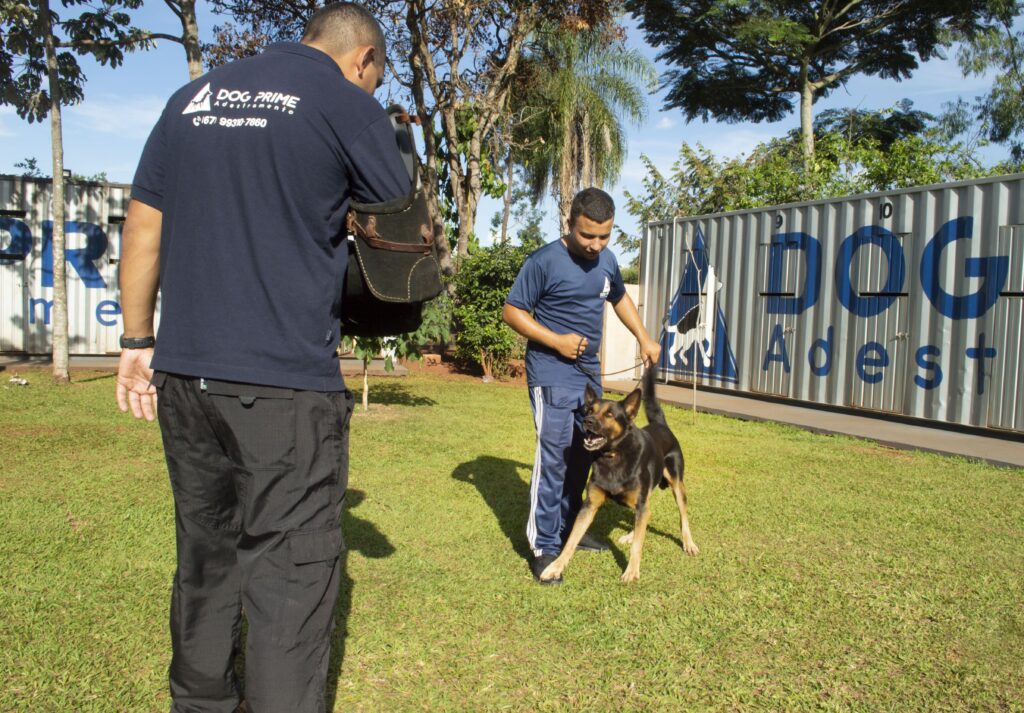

{"left": 583, "top": 432, "right": 607, "bottom": 451}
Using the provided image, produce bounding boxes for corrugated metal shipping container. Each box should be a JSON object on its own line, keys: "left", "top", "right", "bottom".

{"left": 1, "top": 175, "right": 133, "bottom": 355}
{"left": 640, "top": 174, "right": 1024, "bottom": 434}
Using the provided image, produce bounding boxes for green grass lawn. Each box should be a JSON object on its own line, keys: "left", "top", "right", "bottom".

{"left": 1, "top": 370, "right": 1022, "bottom": 712}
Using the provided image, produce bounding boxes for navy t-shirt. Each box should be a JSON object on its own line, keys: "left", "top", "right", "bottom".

{"left": 132, "top": 42, "right": 410, "bottom": 391}
{"left": 506, "top": 239, "right": 626, "bottom": 389}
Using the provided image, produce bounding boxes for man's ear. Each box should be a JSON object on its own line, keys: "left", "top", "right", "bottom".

{"left": 337, "top": 45, "right": 376, "bottom": 90}
{"left": 358, "top": 45, "right": 376, "bottom": 73}
{"left": 584, "top": 383, "right": 598, "bottom": 407}
{"left": 622, "top": 388, "right": 641, "bottom": 421}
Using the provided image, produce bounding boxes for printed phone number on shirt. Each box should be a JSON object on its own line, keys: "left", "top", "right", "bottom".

{"left": 192, "top": 116, "right": 268, "bottom": 128}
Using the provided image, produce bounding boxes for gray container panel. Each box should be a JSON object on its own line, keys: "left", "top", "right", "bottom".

{"left": 641, "top": 173, "right": 1024, "bottom": 432}
{"left": 1, "top": 175, "right": 132, "bottom": 354}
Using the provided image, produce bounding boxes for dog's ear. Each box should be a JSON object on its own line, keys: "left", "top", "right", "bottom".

{"left": 622, "top": 388, "right": 642, "bottom": 421}
{"left": 584, "top": 383, "right": 599, "bottom": 408}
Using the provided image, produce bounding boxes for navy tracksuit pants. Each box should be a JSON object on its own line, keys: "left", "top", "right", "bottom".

{"left": 527, "top": 384, "right": 600, "bottom": 556}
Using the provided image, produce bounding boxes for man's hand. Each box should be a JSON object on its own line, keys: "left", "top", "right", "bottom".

{"left": 612, "top": 293, "right": 660, "bottom": 368}
{"left": 116, "top": 349, "right": 157, "bottom": 421}
{"left": 553, "top": 332, "right": 588, "bottom": 360}
{"left": 639, "top": 337, "right": 661, "bottom": 368}
{"left": 503, "top": 304, "right": 590, "bottom": 361}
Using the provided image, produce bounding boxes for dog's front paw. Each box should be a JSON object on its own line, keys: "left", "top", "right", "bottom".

{"left": 620, "top": 568, "right": 640, "bottom": 583}
{"left": 683, "top": 538, "right": 699, "bottom": 556}
{"left": 617, "top": 531, "right": 634, "bottom": 546}
{"left": 540, "top": 562, "right": 564, "bottom": 581}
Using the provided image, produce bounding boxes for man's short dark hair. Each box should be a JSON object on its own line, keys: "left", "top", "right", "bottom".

{"left": 302, "top": 2, "right": 386, "bottom": 61}
{"left": 568, "top": 187, "right": 615, "bottom": 228}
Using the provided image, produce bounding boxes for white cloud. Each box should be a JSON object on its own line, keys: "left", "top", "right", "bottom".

{"left": 656, "top": 116, "right": 676, "bottom": 130}
{"left": 66, "top": 94, "right": 166, "bottom": 140}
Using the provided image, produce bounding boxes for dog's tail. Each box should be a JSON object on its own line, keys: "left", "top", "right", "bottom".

{"left": 643, "top": 363, "right": 667, "bottom": 427}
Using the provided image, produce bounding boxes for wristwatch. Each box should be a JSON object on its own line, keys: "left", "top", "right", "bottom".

{"left": 120, "top": 335, "right": 155, "bottom": 349}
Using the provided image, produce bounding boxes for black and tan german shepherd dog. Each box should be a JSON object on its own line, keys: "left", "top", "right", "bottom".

{"left": 540, "top": 364, "right": 699, "bottom": 583}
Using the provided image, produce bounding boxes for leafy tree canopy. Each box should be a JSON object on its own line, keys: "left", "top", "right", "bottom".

{"left": 616, "top": 106, "right": 1004, "bottom": 259}
{"left": 511, "top": 23, "right": 655, "bottom": 229}
{"left": 624, "top": 0, "right": 992, "bottom": 161}
{"left": 812, "top": 99, "right": 935, "bottom": 150}
{"left": 950, "top": 0, "right": 1024, "bottom": 161}
{"left": 1, "top": 0, "right": 148, "bottom": 122}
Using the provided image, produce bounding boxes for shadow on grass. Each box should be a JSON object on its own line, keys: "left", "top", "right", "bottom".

{"left": 325, "top": 488, "right": 395, "bottom": 710}
{"left": 593, "top": 508, "right": 690, "bottom": 573}
{"left": 452, "top": 455, "right": 533, "bottom": 560}
{"left": 364, "top": 380, "right": 438, "bottom": 407}
{"left": 451, "top": 455, "right": 646, "bottom": 572}
{"left": 76, "top": 372, "right": 115, "bottom": 383}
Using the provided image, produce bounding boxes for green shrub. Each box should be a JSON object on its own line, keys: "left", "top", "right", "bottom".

{"left": 452, "top": 243, "right": 532, "bottom": 377}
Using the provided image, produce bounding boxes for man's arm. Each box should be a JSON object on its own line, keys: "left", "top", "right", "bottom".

{"left": 612, "top": 292, "right": 661, "bottom": 367}
{"left": 116, "top": 199, "right": 162, "bottom": 421}
{"left": 502, "top": 303, "right": 588, "bottom": 361}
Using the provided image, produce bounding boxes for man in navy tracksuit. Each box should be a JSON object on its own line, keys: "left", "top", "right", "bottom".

{"left": 503, "top": 188, "right": 661, "bottom": 584}
{"left": 115, "top": 4, "right": 408, "bottom": 710}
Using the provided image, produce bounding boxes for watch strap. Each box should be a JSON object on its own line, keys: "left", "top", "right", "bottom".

{"left": 120, "top": 335, "right": 155, "bottom": 349}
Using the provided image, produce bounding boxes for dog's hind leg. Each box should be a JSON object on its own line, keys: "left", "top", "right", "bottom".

{"left": 667, "top": 468, "right": 699, "bottom": 556}
{"left": 540, "top": 486, "right": 607, "bottom": 582}
{"left": 621, "top": 502, "right": 653, "bottom": 583}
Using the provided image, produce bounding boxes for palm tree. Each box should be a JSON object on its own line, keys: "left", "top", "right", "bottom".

{"left": 513, "top": 25, "right": 656, "bottom": 233}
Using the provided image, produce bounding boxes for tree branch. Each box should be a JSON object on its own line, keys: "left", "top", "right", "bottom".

{"left": 161, "top": 0, "right": 185, "bottom": 24}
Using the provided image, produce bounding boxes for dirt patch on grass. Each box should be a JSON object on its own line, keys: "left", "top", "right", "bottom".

{"left": 0, "top": 424, "right": 62, "bottom": 439}
{"left": 848, "top": 444, "right": 916, "bottom": 462}
{"left": 403, "top": 354, "right": 527, "bottom": 386}
{"left": 351, "top": 404, "right": 403, "bottom": 421}
{"left": 1, "top": 367, "right": 116, "bottom": 382}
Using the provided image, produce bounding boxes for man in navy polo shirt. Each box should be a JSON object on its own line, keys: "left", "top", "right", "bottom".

{"left": 503, "top": 188, "right": 661, "bottom": 585}
{"left": 115, "top": 3, "right": 409, "bottom": 710}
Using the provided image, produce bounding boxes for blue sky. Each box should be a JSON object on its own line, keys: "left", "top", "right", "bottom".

{"left": 0, "top": 6, "right": 1003, "bottom": 258}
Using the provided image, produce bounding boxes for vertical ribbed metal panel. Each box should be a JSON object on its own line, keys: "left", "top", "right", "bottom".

{"left": 641, "top": 174, "right": 1024, "bottom": 433}
{"left": 1, "top": 176, "right": 130, "bottom": 354}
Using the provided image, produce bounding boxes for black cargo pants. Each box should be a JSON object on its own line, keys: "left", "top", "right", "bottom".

{"left": 152, "top": 372, "right": 354, "bottom": 713}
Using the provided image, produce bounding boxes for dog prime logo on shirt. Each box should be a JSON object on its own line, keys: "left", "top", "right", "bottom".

{"left": 182, "top": 84, "right": 303, "bottom": 116}
{"left": 182, "top": 83, "right": 213, "bottom": 114}
{"left": 600, "top": 276, "right": 611, "bottom": 299}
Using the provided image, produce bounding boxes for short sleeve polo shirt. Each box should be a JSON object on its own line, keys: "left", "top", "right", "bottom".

{"left": 132, "top": 42, "right": 410, "bottom": 391}
{"left": 506, "top": 239, "right": 626, "bottom": 389}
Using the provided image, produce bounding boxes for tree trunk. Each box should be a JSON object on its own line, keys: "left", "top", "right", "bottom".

{"left": 499, "top": 151, "right": 513, "bottom": 244}
{"left": 454, "top": 131, "right": 483, "bottom": 257}
{"left": 410, "top": 109, "right": 453, "bottom": 279}
{"left": 179, "top": 0, "right": 204, "bottom": 80}
{"left": 558, "top": 109, "right": 575, "bottom": 234}
{"left": 420, "top": 134, "right": 455, "bottom": 282}
{"left": 458, "top": 183, "right": 480, "bottom": 256}
{"left": 362, "top": 358, "right": 369, "bottom": 411}
{"left": 596, "top": 124, "right": 612, "bottom": 189}
{"left": 404, "top": 4, "right": 454, "bottom": 280}
{"left": 580, "top": 112, "right": 592, "bottom": 188}
{"left": 480, "top": 348, "right": 492, "bottom": 379}
{"left": 799, "top": 61, "right": 815, "bottom": 171}
{"left": 40, "top": 0, "right": 69, "bottom": 384}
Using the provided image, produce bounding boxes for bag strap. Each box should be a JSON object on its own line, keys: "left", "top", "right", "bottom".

{"left": 346, "top": 213, "right": 434, "bottom": 253}
{"left": 349, "top": 104, "right": 421, "bottom": 215}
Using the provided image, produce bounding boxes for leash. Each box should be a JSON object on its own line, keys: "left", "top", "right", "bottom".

{"left": 566, "top": 282, "right": 678, "bottom": 383}
{"left": 571, "top": 335, "right": 646, "bottom": 382}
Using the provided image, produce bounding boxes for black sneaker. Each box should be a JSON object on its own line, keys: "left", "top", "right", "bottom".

{"left": 573, "top": 532, "right": 610, "bottom": 552}
{"left": 530, "top": 554, "right": 563, "bottom": 585}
